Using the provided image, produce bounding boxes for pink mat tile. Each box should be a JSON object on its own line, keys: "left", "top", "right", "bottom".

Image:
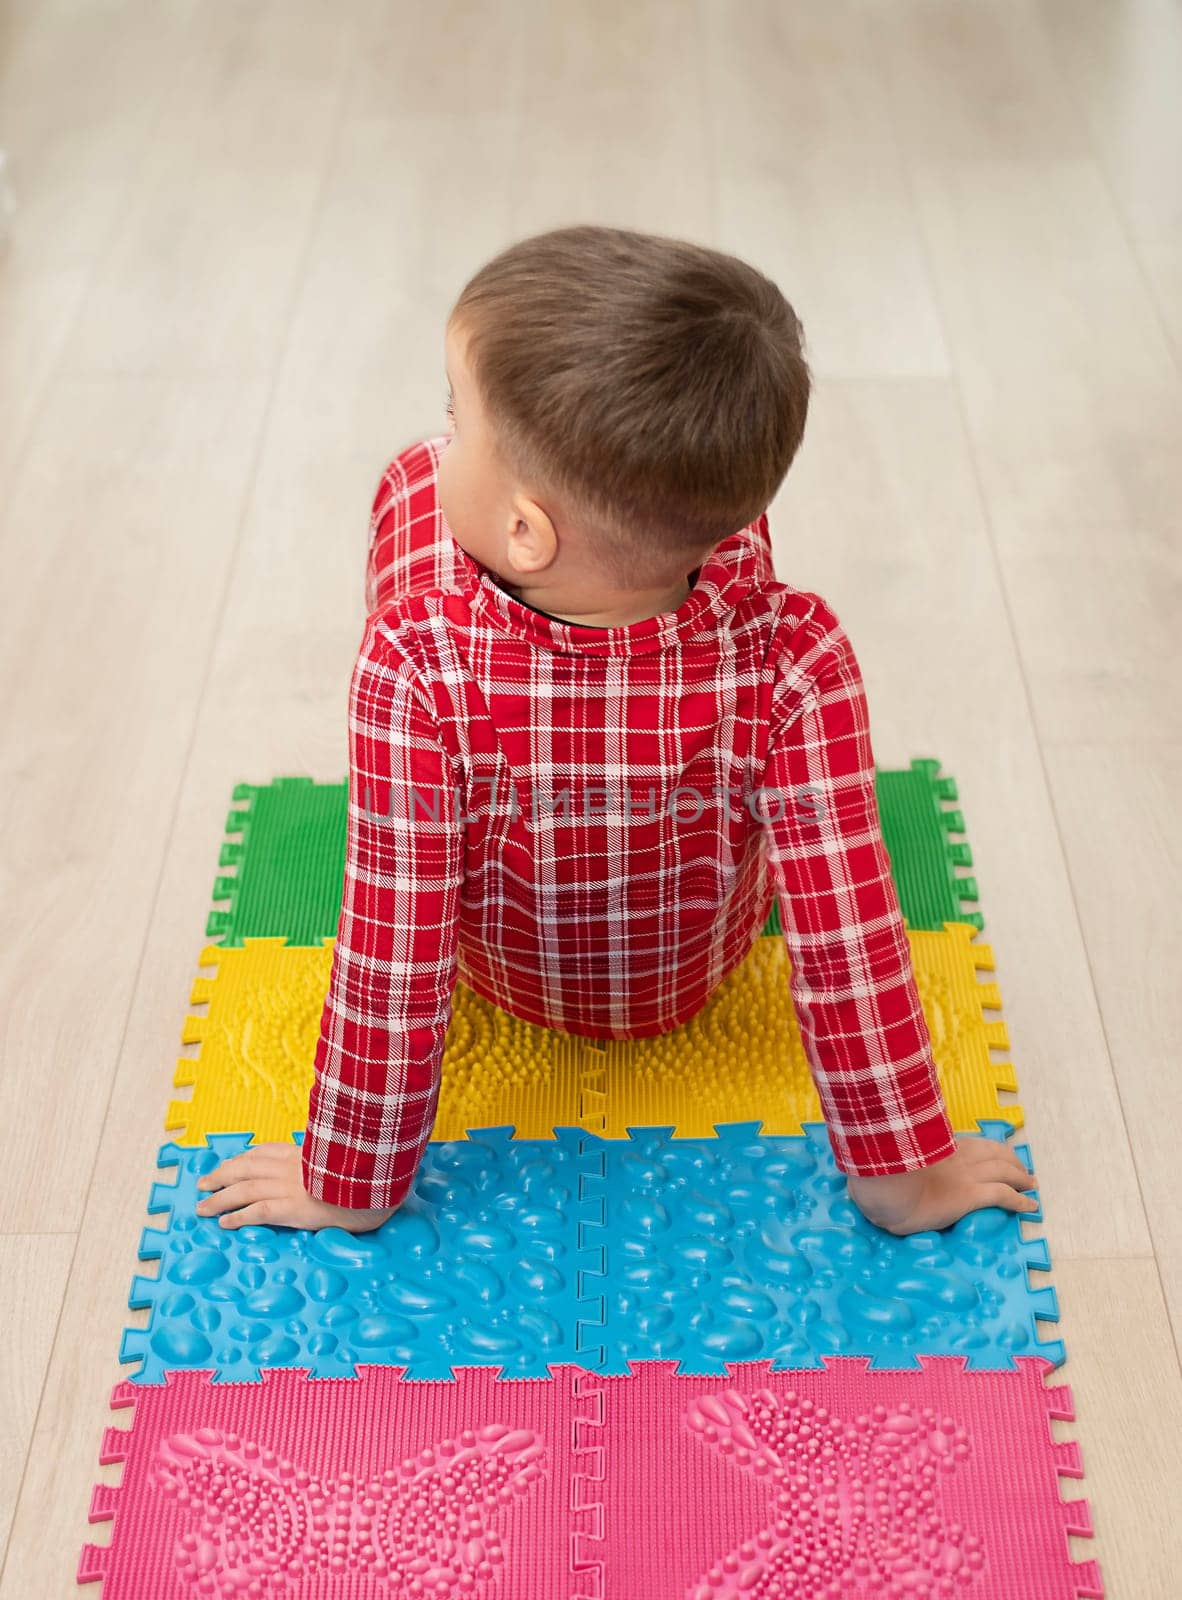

{"left": 578, "top": 1357, "right": 1101, "bottom": 1599}
{"left": 79, "top": 1366, "right": 593, "bottom": 1600}
{"left": 79, "top": 1358, "right": 1101, "bottom": 1599}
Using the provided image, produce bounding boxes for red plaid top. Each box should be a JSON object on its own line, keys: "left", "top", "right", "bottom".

{"left": 303, "top": 434, "right": 957, "bottom": 1209}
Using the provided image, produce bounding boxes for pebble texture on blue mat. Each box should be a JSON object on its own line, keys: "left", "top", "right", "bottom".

{"left": 583, "top": 1120, "right": 1061, "bottom": 1375}
{"left": 123, "top": 1126, "right": 600, "bottom": 1382}
{"left": 122, "top": 1121, "right": 1061, "bottom": 1383}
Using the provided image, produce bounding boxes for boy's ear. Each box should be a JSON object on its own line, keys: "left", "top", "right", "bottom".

{"left": 503, "top": 498, "right": 559, "bottom": 576}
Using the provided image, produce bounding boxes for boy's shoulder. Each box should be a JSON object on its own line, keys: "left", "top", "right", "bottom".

{"left": 733, "top": 572, "right": 852, "bottom": 670}
{"left": 726, "top": 579, "right": 866, "bottom": 745}
{"left": 365, "top": 434, "right": 475, "bottom": 614}
{"left": 364, "top": 433, "right": 854, "bottom": 690}
{"left": 358, "top": 586, "right": 472, "bottom": 684}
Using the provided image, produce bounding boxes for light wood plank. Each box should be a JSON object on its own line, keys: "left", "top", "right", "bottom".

{"left": 871, "top": 0, "right": 1088, "bottom": 160}
{"left": 1042, "top": 0, "right": 1182, "bottom": 356}
{"left": 1053, "top": 1257, "right": 1182, "bottom": 1596}
{"left": 910, "top": 156, "right": 1175, "bottom": 382}
{"left": 955, "top": 363, "right": 1182, "bottom": 531}
{"left": 51, "top": 0, "right": 355, "bottom": 378}
{"left": 1047, "top": 747, "right": 1182, "bottom": 1350}
{"left": 508, "top": 3, "right": 714, "bottom": 250}
{"left": 988, "top": 512, "right": 1181, "bottom": 745}
{"left": 0, "top": 0, "right": 360, "bottom": 1236}
{"left": 0, "top": 0, "right": 197, "bottom": 485}
{"left": 0, "top": 372, "right": 271, "bottom": 1234}
{"left": 0, "top": 1234, "right": 74, "bottom": 1569}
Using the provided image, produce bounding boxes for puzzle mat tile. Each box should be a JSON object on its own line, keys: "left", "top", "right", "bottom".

{"left": 165, "top": 940, "right": 584, "bottom": 1146}
{"left": 876, "top": 757, "right": 981, "bottom": 935}
{"left": 583, "top": 1120, "right": 1060, "bottom": 1376}
{"left": 121, "top": 1123, "right": 1059, "bottom": 1385}
{"left": 762, "top": 756, "right": 981, "bottom": 938}
{"left": 209, "top": 764, "right": 977, "bottom": 953}
{"left": 79, "top": 1358, "right": 1101, "bottom": 1599}
{"left": 582, "top": 922, "right": 1019, "bottom": 1140}
{"left": 583, "top": 1357, "right": 1102, "bottom": 1600}
{"left": 123, "top": 1127, "right": 604, "bottom": 1383}
{"left": 207, "top": 780, "right": 347, "bottom": 947}
{"left": 78, "top": 1365, "right": 588, "bottom": 1600}
{"left": 165, "top": 926, "right": 1019, "bottom": 1148}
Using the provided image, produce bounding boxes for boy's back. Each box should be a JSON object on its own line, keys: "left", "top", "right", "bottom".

{"left": 197, "top": 225, "right": 1037, "bottom": 1243}
{"left": 302, "top": 434, "right": 957, "bottom": 1210}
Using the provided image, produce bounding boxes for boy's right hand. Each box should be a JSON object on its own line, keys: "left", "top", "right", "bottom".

{"left": 845, "top": 1135, "right": 1039, "bottom": 1236}
{"left": 195, "top": 1142, "right": 397, "bottom": 1234}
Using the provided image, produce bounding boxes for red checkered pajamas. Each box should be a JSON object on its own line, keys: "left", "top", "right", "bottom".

{"left": 302, "top": 434, "right": 957, "bottom": 1209}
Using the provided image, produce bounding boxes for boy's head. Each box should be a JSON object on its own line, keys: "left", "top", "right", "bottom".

{"left": 437, "top": 224, "right": 812, "bottom": 599}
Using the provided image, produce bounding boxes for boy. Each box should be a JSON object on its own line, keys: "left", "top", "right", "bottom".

{"left": 197, "top": 225, "right": 1037, "bottom": 1238}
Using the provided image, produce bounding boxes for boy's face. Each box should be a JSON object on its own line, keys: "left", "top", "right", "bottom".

{"left": 438, "top": 318, "right": 524, "bottom": 582}
{"left": 437, "top": 319, "right": 554, "bottom": 588}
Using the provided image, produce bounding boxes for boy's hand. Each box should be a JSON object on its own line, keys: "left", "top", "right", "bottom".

{"left": 845, "top": 1135, "right": 1038, "bottom": 1236}
{"left": 194, "top": 1142, "right": 397, "bottom": 1234}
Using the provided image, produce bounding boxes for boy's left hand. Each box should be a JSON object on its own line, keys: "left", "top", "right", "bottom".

{"left": 194, "top": 1142, "right": 397, "bottom": 1234}
{"left": 845, "top": 1134, "right": 1039, "bottom": 1236}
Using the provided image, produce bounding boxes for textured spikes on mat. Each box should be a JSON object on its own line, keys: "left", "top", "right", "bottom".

{"left": 578, "top": 1119, "right": 1063, "bottom": 1376}
{"left": 164, "top": 926, "right": 1020, "bottom": 1149}
{"left": 165, "top": 940, "right": 334, "bottom": 1145}
{"left": 876, "top": 756, "right": 983, "bottom": 934}
{"left": 78, "top": 1359, "right": 1101, "bottom": 1599}
{"left": 580, "top": 922, "right": 1021, "bottom": 1140}
{"left": 119, "top": 1122, "right": 1059, "bottom": 1384}
{"left": 205, "top": 778, "right": 347, "bottom": 947}
{"left": 434, "top": 979, "right": 587, "bottom": 1140}
{"left": 572, "top": 1360, "right": 1101, "bottom": 1599}
{"left": 165, "top": 940, "right": 585, "bottom": 1146}
{"left": 78, "top": 1370, "right": 570, "bottom": 1598}
{"left": 79, "top": 759, "right": 1104, "bottom": 1596}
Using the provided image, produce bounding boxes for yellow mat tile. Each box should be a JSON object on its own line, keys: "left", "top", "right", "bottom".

{"left": 432, "top": 979, "right": 583, "bottom": 1139}
{"left": 165, "top": 938, "right": 582, "bottom": 1145}
{"left": 165, "top": 925, "right": 1018, "bottom": 1147}
{"left": 579, "top": 922, "right": 1020, "bottom": 1138}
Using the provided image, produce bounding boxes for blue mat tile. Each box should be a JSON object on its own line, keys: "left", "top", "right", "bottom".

{"left": 120, "top": 1121, "right": 1061, "bottom": 1384}
{"left": 122, "top": 1126, "right": 603, "bottom": 1382}
{"left": 581, "top": 1120, "right": 1062, "bottom": 1375}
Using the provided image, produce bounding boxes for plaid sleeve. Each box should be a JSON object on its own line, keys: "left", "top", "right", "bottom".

{"left": 302, "top": 616, "right": 463, "bottom": 1210}
{"left": 763, "top": 615, "right": 957, "bottom": 1177}
{"left": 365, "top": 436, "right": 469, "bottom": 614}
{"left": 363, "top": 470, "right": 387, "bottom": 615}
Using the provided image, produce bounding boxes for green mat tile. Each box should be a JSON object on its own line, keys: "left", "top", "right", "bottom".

{"left": 206, "top": 778, "right": 347, "bottom": 946}
{"left": 761, "top": 757, "right": 981, "bottom": 937}
{"left": 212, "top": 761, "right": 979, "bottom": 948}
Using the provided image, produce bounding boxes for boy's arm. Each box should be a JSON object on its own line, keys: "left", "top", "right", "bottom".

{"left": 764, "top": 613, "right": 957, "bottom": 1177}
{"left": 301, "top": 617, "right": 463, "bottom": 1211}
{"left": 365, "top": 437, "right": 471, "bottom": 615}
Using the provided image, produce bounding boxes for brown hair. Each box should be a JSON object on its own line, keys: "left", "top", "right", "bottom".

{"left": 449, "top": 224, "right": 812, "bottom": 587}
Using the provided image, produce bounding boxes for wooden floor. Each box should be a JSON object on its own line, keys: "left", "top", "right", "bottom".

{"left": 1, "top": 0, "right": 1180, "bottom": 1593}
